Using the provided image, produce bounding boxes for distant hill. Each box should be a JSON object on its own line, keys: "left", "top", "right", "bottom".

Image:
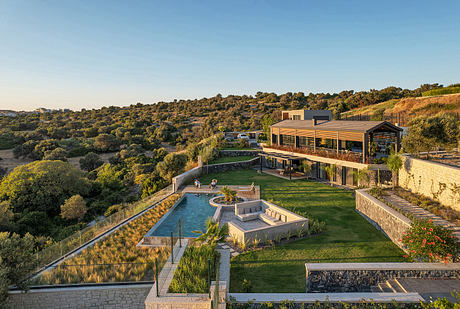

{"left": 341, "top": 93, "right": 460, "bottom": 122}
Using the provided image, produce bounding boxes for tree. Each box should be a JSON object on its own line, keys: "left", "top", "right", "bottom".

{"left": 0, "top": 232, "right": 35, "bottom": 306}
{"left": 0, "top": 201, "right": 13, "bottom": 231}
{"left": 353, "top": 168, "right": 370, "bottom": 187}
{"left": 261, "top": 115, "right": 274, "bottom": 141}
{"left": 220, "top": 186, "right": 237, "bottom": 202}
{"left": 199, "top": 145, "right": 218, "bottom": 163}
{"left": 324, "top": 164, "right": 336, "bottom": 186}
{"left": 43, "top": 147, "right": 67, "bottom": 161}
{"left": 60, "top": 195, "right": 87, "bottom": 221}
{"left": 155, "top": 153, "right": 187, "bottom": 182}
{"left": 79, "top": 152, "right": 103, "bottom": 171}
{"left": 94, "top": 134, "right": 120, "bottom": 152}
{"left": 0, "top": 161, "right": 91, "bottom": 217}
{"left": 301, "top": 161, "right": 311, "bottom": 177}
{"left": 387, "top": 150, "right": 403, "bottom": 189}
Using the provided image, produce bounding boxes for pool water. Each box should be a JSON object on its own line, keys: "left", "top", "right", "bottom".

{"left": 147, "top": 194, "right": 217, "bottom": 237}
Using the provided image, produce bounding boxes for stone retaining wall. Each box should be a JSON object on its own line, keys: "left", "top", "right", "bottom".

{"left": 204, "top": 157, "right": 260, "bottom": 174}
{"left": 172, "top": 165, "right": 202, "bottom": 192}
{"left": 305, "top": 263, "right": 460, "bottom": 292}
{"left": 355, "top": 189, "right": 411, "bottom": 249}
{"left": 9, "top": 284, "right": 151, "bottom": 309}
{"left": 399, "top": 155, "right": 460, "bottom": 211}
{"left": 218, "top": 150, "right": 260, "bottom": 157}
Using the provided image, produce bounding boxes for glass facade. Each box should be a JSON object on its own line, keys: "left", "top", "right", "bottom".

{"left": 280, "top": 134, "right": 295, "bottom": 146}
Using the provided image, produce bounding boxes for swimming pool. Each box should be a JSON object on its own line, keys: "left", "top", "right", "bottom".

{"left": 146, "top": 193, "right": 217, "bottom": 237}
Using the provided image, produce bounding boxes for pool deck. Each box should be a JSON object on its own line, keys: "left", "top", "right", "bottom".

{"left": 180, "top": 185, "right": 260, "bottom": 200}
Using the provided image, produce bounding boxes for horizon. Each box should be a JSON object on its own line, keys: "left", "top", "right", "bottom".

{"left": 1, "top": 0, "right": 460, "bottom": 111}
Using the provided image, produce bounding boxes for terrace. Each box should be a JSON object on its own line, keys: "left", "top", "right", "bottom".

{"left": 199, "top": 169, "right": 405, "bottom": 292}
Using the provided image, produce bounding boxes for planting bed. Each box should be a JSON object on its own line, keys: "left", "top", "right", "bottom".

{"left": 35, "top": 194, "right": 180, "bottom": 284}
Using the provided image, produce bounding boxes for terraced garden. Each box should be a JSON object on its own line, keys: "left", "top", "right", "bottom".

{"left": 200, "top": 169, "right": 405, "bottom": 293}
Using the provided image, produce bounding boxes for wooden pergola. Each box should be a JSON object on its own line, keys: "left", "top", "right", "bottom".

{"left": 258, "top": 152, "right": 304, "bottom": 180}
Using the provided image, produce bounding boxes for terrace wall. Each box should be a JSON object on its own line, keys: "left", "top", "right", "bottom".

{"left": 218, "top": 149, "right": 260, "bottom": 157}
{"left": 399, "top": 155, "right": 460, "bottom": 211}
{"left": 204, "top": 157, "right": 260, "bottom": 174}
{"left": 355, "top": 189, "right": 411, "bottom": 249}
{"left": 305, "top": 263, "right": 460, "bottom": 292}
{"left": 172, "top": 165, "right": 202, "bottom": 192}
{"left": 9, "top": 284, "right": 151, "bottom": 309}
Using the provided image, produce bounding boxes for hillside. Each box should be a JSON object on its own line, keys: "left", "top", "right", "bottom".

{"left": 341, "top": 93, "right": 460, "bottom": 120}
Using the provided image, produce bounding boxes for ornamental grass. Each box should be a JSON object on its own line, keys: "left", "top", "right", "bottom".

{"left": 35, "top": 194, "right": 180, "bottom": 284}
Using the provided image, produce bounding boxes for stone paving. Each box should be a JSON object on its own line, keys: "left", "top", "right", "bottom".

{"left": 383, "top": 192, "right": 460, "bottom": 241}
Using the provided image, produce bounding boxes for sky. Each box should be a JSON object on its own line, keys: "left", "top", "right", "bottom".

{"left": 0, "top": 0, "right": 459, "bottom": 111}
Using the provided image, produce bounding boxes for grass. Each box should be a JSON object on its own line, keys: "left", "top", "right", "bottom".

{"left": 168, "top": 244, "right": 219, "bottom": 293}
{"left": 200, "top": 169, "right": 405, "bottom": 293}
{"left": 35, "top": 194, "right": 180, "bottom": 284}
{"left": 209, "top": 156, "right": 256, "bottom": 164}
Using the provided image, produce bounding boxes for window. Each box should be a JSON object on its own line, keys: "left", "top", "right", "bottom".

{"left": 292, "top": 115, "right": 301, "bottom": 120}
{"left": 272, "top": 134, "right": 278, "bottom": 144}
{"left": 298, "top": 136, "right": 314, "bottom": 147}
{"left": 280, "top": 134, "right": 295, "bottom": 146}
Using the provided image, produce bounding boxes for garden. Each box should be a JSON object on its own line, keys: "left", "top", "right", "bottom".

{"left": 199, "top": 169, "right": 405, "bottom": 293}
{"left": 34, "top": 194, "right": 180, "bottom": 284}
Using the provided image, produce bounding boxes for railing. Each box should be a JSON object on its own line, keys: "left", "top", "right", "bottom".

{"left": 32, "top": 185, "right": 173, "bottom": 274}
{"left": 264, "top": 144, "right": 368, "bottom": 164}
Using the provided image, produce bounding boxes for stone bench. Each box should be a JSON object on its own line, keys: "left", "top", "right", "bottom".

{"left": 259, "top": 213, "right": 281, "bottom": 226}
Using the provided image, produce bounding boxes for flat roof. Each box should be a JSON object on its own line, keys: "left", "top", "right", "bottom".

{"left": 271, "top": 120, "right": 402, "bottom": 133}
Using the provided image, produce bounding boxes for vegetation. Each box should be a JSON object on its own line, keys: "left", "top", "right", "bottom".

{"left": 0, "top": 232, "right": 36, "bottom": 306}
{"left": 168, "top": 244, "right": 219, "bottom": 293}
{"left": 422, "top": 84, "right": 460, "bottom": 96}
{"left": 386, "top": 150, "right": 403, "bottom": 189}
{"left": 402, "top": 219, "right": 458, "bottom": 263}
{"left": 219, "top": 186, "right": 238, "bottom": 203}
{"left": 193, "top": 218, "right": 228, "bottom": 245}
{"left": 35, "top": 194, "right": 180, "bottom": 284}
{"left": 200, "top": 169, "right": 404, "bottom": 292}
{"left": 402, "top": 113, "right": 460, "bottom": 156}
{"left": 60, "top": 195, "right": 87, "bottom": 221}
{"left": 393, "top": 187, "right": 460, "bottom": 225}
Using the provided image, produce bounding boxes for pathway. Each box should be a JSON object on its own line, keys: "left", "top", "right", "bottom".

{"left": 383, "top": 192, "right": 460, "bottom": 241}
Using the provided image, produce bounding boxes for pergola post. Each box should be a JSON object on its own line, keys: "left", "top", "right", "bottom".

{"left": 259, "top": 155, "right": 263, "bottom": 172}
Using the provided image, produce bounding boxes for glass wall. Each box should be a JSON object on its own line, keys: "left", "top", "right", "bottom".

{"left": 280, "top": 134, "right": 295, "bottom": 146}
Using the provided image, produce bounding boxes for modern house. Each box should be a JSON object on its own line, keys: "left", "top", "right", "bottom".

{"left": 260, "top": 110, "right": 403, "bottom": 186}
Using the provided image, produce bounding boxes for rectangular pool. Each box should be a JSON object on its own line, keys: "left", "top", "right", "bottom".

{"left": 146, "top": 193, "right": 217, "bottom": 237}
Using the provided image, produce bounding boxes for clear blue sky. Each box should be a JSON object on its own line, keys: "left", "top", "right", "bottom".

{"left": 1, "top": 0, "right": 459, "bottom": 111}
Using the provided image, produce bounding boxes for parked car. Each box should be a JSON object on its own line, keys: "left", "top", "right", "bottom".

{"left": 237, "top": 133, "right": 249, "bottom": 140}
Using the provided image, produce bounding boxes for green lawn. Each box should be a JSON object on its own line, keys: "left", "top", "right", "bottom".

{"left": 209, "top": 156, "right": 256, "bottom": 164}
{"left": 199, "top": 169, "right": 405, "bottom": 293}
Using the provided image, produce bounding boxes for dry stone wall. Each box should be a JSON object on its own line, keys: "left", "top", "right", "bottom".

{"left": 9, "top": 284, "right": 151, "bottom": 309}
{"left": 355, "top": 189, "right": 411, "bottom": 249}
{"left": 399, "top": 156, "right": 460, "bottom": 211}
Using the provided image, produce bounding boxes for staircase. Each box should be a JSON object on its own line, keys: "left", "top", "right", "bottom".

{"left": 371, "top": 279, "right": 407, "bottom": 293}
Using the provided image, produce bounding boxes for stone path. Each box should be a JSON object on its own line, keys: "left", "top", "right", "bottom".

{"left": 383, "top": 192, "right": 460, "bottom": 241}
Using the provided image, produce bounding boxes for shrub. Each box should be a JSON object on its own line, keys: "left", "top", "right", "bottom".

{"left": 402, "top": 219, "right": 458, "bottom": 263}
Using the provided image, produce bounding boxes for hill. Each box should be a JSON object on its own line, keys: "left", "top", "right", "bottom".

{"left": 341, "top": 93, "right": 460, "bottom": 122}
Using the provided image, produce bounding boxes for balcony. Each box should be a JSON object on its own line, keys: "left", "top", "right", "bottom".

{"left": 263, "top": 144, "right": 368, "bottom": 164}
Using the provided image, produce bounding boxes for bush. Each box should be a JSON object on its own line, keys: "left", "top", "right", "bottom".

{"left": 402, "top": 219, "right": 458, "bottom": 263}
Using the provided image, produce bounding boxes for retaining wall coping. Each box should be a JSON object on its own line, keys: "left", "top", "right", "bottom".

{"left": 403, "top": 155, "right": 460, "bottom": 171}
{"left": 305, "top": 262, "right": 460, "bottom": 271}
{"left": 356, "top": 189, "right": 411, "bottom": 225}
{"left": 9, "top": 283, "right": 153, "bottom": 294}
{"left": 229, "top": 292, "right": 422, "bottom": 303}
